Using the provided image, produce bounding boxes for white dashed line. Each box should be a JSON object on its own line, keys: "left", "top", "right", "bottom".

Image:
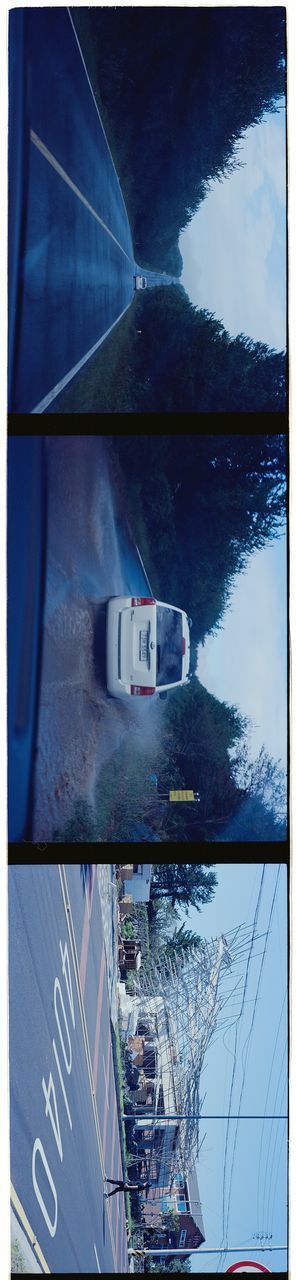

{"left": 94, "top": 1242, "right": 101, "bottom": 1271}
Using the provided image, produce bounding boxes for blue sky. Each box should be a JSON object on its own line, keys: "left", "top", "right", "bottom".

{"left": 178, "top": 864, "right": 288, "bottom": 1272}
{"left": 197, "top": 533, "right": 287, "bottom": 774}
{"left": 179, "top": 104, "right": 286, "bottom": 352}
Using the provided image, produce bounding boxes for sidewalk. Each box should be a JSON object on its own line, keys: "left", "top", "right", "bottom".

{"left": 96, "top": 863, "right": 119, "bottom": 1029}
{"left": 11, "top": 1208, "right": 42, "bottom": 1274}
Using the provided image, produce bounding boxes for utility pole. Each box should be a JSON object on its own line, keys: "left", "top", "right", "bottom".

{"left": 122, "top": 1113, "right": 287, "bottom": 1121}
{"left": 128, "top": 1245, "right": 286, "bottom": 1256}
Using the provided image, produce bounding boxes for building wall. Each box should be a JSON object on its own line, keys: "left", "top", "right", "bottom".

{"left": 177, "top": 1214, "right": 204, "bottom": 1249}
{"left": 130, "top": 992, "right": 206, "bottom": 1256}
{"left": 123, "top": 865, "right": 152, "bottom": 902}
{"left": 142, "top": 1182, "right": 203, "bottom": 1250}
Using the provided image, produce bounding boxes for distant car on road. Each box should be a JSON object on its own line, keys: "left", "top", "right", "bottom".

{"left": 106, "top": 596, "right": 191, "bottom": 698}
{"left": 134, "top": 275, "right": 148, "bottom": 290}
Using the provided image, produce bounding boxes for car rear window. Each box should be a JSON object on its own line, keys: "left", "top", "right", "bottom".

{"left": 156, "top": 606, "right": 183, "bottom": 686}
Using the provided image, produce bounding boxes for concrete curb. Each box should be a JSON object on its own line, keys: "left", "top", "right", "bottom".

{"left": 11, "top": 1208, "right": 42, "bottom": 1274}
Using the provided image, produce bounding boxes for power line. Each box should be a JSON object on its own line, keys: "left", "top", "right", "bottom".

{"left": 256, "top": 990, "right": 287, "bottom": 1226}
{"left": 218, "top": 865, "right": 267, "bottom": 1269}
{"left": 262, "top": 1071, "right": 288, "bottom": 1233}
{"left": 268, "top": 1117, "right": 288, "bottom": 1235}
{"left": 123, "top": 1113, "right": 287, "bottom": 1120}
{"left": 220, "top": 865, "right": 283, "bottom": 1270}
{"left": 128, "top": 1245, "right": 287, "bottom": 1256}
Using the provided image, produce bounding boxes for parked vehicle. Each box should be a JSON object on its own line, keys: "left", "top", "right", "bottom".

{"left": 134, "top": 275, "right": 148, "bottom": 290}
{"left": 106, "top": 595, "right": 191, "bottom": 698}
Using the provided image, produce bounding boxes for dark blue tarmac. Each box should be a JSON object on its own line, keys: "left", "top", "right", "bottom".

{"left": 9, "top": 8, "right": 135, "bottom": 413}
{"left": 9, "top": 865, "right": 128, "bottom": 1272}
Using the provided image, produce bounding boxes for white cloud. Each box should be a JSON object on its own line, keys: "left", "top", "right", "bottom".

{"left": 197, "top": 539, "right": 287, "bottom": 768}
{"left": 180, "top": 108, "right": 286, "bottom": 350}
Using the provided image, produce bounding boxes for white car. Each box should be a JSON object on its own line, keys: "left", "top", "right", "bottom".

{"left": 106, "top": 596, "right": 191, "bottom": 698}
{"left": 134, "top": 275, "right": 148, "bottom": 290}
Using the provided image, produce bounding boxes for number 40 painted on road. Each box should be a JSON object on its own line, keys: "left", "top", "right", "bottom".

{"left": 32, "top": 940, "right": 76, "bottom": 1238}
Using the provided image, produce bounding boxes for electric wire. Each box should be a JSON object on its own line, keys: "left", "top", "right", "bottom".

{"left": 125, "top": 868, "right": 286, "bottom": 1270}
{"left": 255, "top": 988, "right": 287, "bottom": 1226}
{"left": 268, "top": 1113, "right": 288, "bottom": 1237}
{"left": 219, "top": 866, "right": 284, "bottom": 1271}
{"left": 217, "top": 866, "right": 267, "bottom": 1269}
{"left": 260, "top": 1054, "right": 288, "bottom": 1231}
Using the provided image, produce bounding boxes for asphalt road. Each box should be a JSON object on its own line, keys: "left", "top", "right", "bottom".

{"left": 31, "top": 436, "right": 164, "bottom": 841}
{"left": 7, "top": 437, "right": 47, "bottom": 843}
{"left": 9, "top": 864, "right": 129, "bottom": 1274}
{"left": 8, "top": 8, "right": 135, "bottom": 413}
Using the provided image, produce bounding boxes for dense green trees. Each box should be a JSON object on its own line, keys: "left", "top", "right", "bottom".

{"left": 73, "top": 8, "right": 285, "bottom": 273}
{"left": 126, "top": 287, "right": 286, "bottom": 412}
{"left": 145, "top": 1260, "right": 192, "bottom": 1273}
{"left": 150, "top": 864, "right": 217, "bottom": 909}
{"left": 215, "top": 794, "right": 287, "bottom": 841}
{"left": 113, "top": 433, "right": 286, "bottom": 640}
{"left": 218, "top": 745, "right": 287, "bottom": 839}
{"left": 71, "top": 9, "right": 287, "bottom": 412}
{"left": 156, "top": 677, "right": 247, "bottom": 841}
{"left": 111, "top": 433, "right": 287, "bottom": 842}
{"left": 159, "top": 923, "right": 202, "bottom": 964}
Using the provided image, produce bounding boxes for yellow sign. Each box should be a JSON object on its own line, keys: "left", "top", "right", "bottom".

{"left": 169, "top": 789, "right": 195, "bottom": 802}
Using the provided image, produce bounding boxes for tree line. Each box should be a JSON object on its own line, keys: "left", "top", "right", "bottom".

{"left": 125, "top": 286, "right": 286, "bottom": 411}
{"left": 73, "top": 7, "right": 286, "bottom": 273}
{"left": 112, "top": 433, "right": 286, "bottom": 640}
{"left": 111, "top": 433, "right": 287, "bottom": 841}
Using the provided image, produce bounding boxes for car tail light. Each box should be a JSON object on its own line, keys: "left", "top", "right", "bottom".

{"left": 131, "top": 597, "right": 155, "bottom": 606}
{"left": 182, "top": 637, "right": 186, "bottom": 655}
{"left": 130, "top": 685, "right": 155, "bottom": 696}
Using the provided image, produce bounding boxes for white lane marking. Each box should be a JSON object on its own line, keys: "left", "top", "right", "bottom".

{"left": 58, "top": 867, "right": 118, "bottom": 1269}
{"left": 11, "top": 1206, "right": 42, "bottom": 1275}
{"left": 31, "top": 300, "right": 131, "bottom": 413}
{"left": 102, "top": 1053, "right": 110, "bottom": 1110}
{"left": 10, "top": 1185, "right": 50, "bottom": 1273}
{"left": 30, "top": 129, "right": 133, "bottom": 264}
{"left": 67, "top": 7, "right": 132, "bottom": 230}
{"left": 94, "top": 1242, "right": 101, "bottom": 1271}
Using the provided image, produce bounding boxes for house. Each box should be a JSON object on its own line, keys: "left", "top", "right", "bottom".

{"left": 146, "top": 1164, "right": 205, "bottom": 1258}
{"left": 119, "top": 939, "right": 142, "bottom": 978}
{"left": 128, "top": 998, "right": 205, "bottom": 1256}
{"left": 122, "top": 864, "right": 153, "bottom": 903}
{"left": 140, "top": 1158, "right": 205, "bottom": 1258}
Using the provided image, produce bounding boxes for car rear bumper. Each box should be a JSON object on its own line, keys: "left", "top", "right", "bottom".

{"left": 106, "top": 597, "right": 130, "bottom": 697}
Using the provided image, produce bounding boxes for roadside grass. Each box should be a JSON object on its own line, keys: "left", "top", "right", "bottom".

{"left": 53, "top": 798, "right": 99, "bottom": 843}
{"left": 47, "top": 304, "right": 139, "bottom": 414}
{"left": 11, "top": 1240, "right": 27, "bottom": 1274}
{"left": 52, "top": 740, "right": 164, "bottom": 844}
{"left": 105, "top": 440, "right": 162, "bottom": 598}
{"left": 94, "top": 740, "right": 164, "bottom": 842}
{"left": 122, "top": 479, "right": 162, "bottom": 600}
{"left": 53, "top": 734, "right": 175, "bottom": 843}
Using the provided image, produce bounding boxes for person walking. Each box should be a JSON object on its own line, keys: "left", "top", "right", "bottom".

{"left": 103, "top": 1178, "right": 150, "bottom": 1199}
